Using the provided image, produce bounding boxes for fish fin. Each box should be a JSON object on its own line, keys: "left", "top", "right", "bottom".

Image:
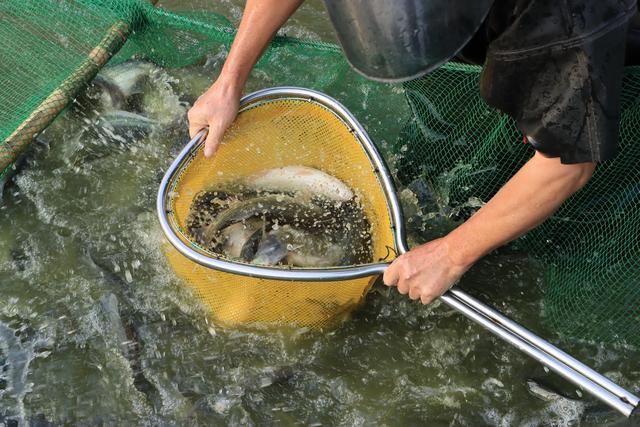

{"left": 239, "top": 228, "right": 263, "bottom": 261}
{"left": 94, "top": 75, "right": 126, "bottom": 110}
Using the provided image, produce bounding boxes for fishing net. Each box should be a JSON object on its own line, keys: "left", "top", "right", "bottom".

{"left": 160, "top": 91, "right": 396, "bottom": 329}
{"left": 1, "top": 0, "right": 639, "bottom": 341}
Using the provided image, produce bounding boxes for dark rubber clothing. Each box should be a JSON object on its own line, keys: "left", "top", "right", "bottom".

{"left": 460, "top": 0, "right": 637, "bottom": 164}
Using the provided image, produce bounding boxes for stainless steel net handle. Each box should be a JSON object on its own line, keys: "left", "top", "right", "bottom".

{"left": 157, "top": 87, "right": 639, "bottom": 417}
{"left": 439, "top": 290, "right": 639, "bottom": 416}
{"left": 447, "top": 288, "right": 639, "bottom": 409}
{"left": 393, "top": 239, "right": 640, "bottom": 416}
{"left": 354, "top": 255, "right": 640, "bottom": 416}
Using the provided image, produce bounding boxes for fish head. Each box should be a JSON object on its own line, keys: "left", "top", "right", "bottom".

{"left": 251, "top": 234, "right": 288, "bottom": 266}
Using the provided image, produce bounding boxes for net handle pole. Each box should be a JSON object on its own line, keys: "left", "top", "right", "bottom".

{"left": 386, "top": 168, "right": 639, "bottom": 415}
{"left": 446, "top": 288, "right": 640, "bottom": 408}
{"left": 0, "top": 20, "right": 130, "bottom": 172}
{"left": 437, "top": 288, "right": 639, "bottom": 416}
{"left": 439, "top": 290, "right": 637, "bottom": 415}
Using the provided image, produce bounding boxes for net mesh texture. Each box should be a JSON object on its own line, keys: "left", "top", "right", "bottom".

{"left": 163, "top": 98, "right": 395, "bottom": 329}
{"left": 1, "top": 0, "right": 638, "bottom": 342}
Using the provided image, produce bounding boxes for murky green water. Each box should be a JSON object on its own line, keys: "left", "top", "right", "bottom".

{"left": 1, "top": 2, "right": 639, "bottom": 426}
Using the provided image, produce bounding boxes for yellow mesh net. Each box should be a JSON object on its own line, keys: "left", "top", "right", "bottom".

{"left": 163, "top": 96, "right": 396, "bottom": 329}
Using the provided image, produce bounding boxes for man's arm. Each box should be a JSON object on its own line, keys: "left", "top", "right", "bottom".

{"left": 383, "top": 152, "right": 596, "bottom": 303}
{"left": 188, "top": 0, "right": 304, "bottom": 157}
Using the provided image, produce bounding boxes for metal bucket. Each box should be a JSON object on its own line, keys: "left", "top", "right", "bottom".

{"left": 323, "top": 0, "right": 494, "bottom": 81}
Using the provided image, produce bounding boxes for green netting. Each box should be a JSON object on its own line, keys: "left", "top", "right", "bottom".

{"left": 1, "top": 0, "right": 639, "bottom": 345}
{"left": 397, "top": 65, "right": 640, "bottom": 345}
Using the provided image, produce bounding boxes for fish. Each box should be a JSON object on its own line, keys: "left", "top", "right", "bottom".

{"left": 91, "top": 75, "right": 127, "bottom": 111}
{"left": 286, "top": 244, "right": 345, "bottom": 267}
{"left": 98, "top": 293, "right": 131, "bottom": 358}
{"left": 0, "top": 320, "right": 53, "bottom": 426}
{"left": 251, "top": 234, "right": 289, "bottom": 266}
{"left": 99, "top": 61, "right": 156, "bottom": 96}
{"left": 0, "top": 134, "right": 49, "bottom": 200}
{"left": 96, "top": 61, "right": 157, "bottom": 110}
{"left": 186, "top": 170, "right": 372, "bottom": 266}
{"left": 186, "top": 189, "right": 373, "bottom": 266}
{"left": 86, "top": 248, "right": 160, "bottom": 399}
{"left": 252, "top": 225, "right": 345, "bottom": 267}
{"left": 191, "top": 194, "right": 326, "bottom": 249}
{"left": 525, "top": 378, "right": 580, "bottom": 403}
{"left": 68, "top": 110, "right": 159, "bottom": 165}
{"left": 185, "top": 190, "right": 244, "bottom": 236}
{"left": 77, "top": 61, "right": 157, "bottom": 113}
{"left": 246, "top": 166, "right": 354, "bottom": 202}
{"left": 97, "top": 110, "right": 159, "bottom": 141}
{"left": 219, "top": 218, "right": 264, "bottom": 260}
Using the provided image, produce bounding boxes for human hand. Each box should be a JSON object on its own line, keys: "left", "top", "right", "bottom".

{"left": 187, "top": 80, "right": 242, "bottom": 158}
{"left": 382, "top": 237, "right": 472, "bottom": 304}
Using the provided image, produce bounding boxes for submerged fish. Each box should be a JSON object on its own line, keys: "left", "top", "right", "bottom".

{"left": 98, "top": 293, "right": 131, "bottom": 358}
{"left": 87, "top": 249, "right": 159, "bottom": 398}
{"left": 192, "top": 194, "right": 326, "bottom": 249}
{"left": 525, "top": 378, "right": 581, "bottom": 403}
{"left": 252, "top": 225, "right": 345, "bottom": 267}
{"left": 0, "top": 320, "right": 53, "bottom": 426}
{"left": 246, "top": 166, "right": 354, "bottom": 202}
{"left": 0, "top": 134, "right": 49, "bottom": 200}
{"left": 220, "top": 218, "right": 264, "bottom": 260}
{"left": 98, "top": 110, "right": 159, "bottom": 140}
{"left": 69, "top": 110, "right": 159, "bottom": 165}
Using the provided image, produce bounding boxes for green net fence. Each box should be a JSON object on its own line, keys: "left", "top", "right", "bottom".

{"left": 398, "top": 64, "right": 640, "bottom": 345}
{"left": 1, "top": 0, "right": 639, "bottom": 345}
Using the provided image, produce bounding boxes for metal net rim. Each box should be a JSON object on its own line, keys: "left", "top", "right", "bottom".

{"left": 157, "top": 87, "right": 407, "bottom": 282}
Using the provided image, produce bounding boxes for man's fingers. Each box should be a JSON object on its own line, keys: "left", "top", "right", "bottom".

{"left": 408, "top": 286, "right": 420, "bottom": 300}
{"left": 187, "top": 105, "right": 204, "bottom": 138}
{"left": 203, "top": 124, "right": 225, "bottom": 158}
{"left": 382, "top": 262, "right": 399, "bottom": 287}
{"left": 420, "top": 294, "right": 436, "bottom": 305}
{"left": 396, "top": 280, "right": 409, "bottom": 295}
{"left": 188, "top": 123, "right": 201, "bottom": 139}
{"left": 188, "top": 116, "right": 209, "bottom": 139}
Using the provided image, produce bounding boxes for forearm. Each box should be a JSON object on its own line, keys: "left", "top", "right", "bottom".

{"left": 445, "top": 152, "right": 596, "bottom": 267}
{"left": 218, "top": 0, "right": 304, "bottom": 92}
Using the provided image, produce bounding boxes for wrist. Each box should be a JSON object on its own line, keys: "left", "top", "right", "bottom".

{"left": 441, "top": 229, "right": 482, "bottom": 271}
{"left": 212, "top": 71, "right": 244, "bottom": 98}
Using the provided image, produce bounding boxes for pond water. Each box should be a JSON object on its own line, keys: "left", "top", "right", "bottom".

{"left": 0, "top": 1, "right": 639, "bottom": 426}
